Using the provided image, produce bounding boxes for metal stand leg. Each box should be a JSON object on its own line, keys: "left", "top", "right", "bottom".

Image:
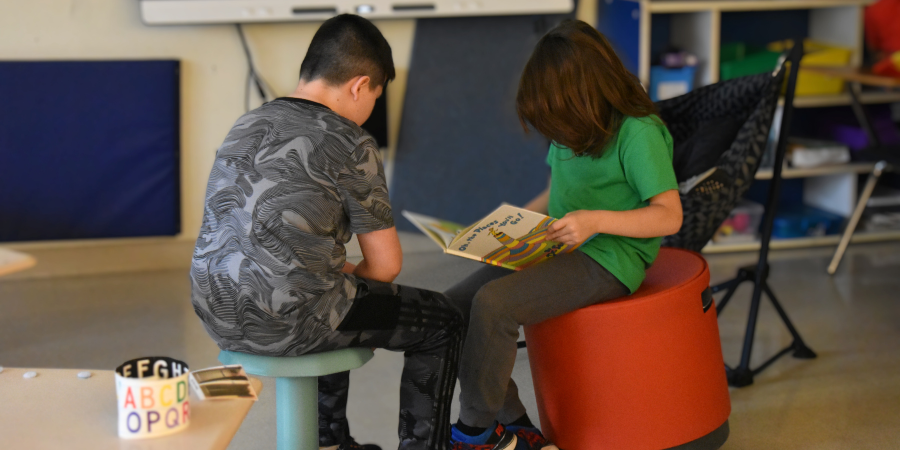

{"left": 762, "top": 283, "right": 816, "bottom": 359}
{"left": 277, "top": 376, "right": 319, "bottom": 450}
{"left": 828, "top": 162, "right": 887, "bottom": 275}
{"left": 714, "top": 265, "right": 817, "bottom": 388}
{"left": 848, "top": 83, "right": 882, "bottom": 147}
{"left": 716, "top": 44, "right": 815, "bottom": 387}
{"left": 712, "top": 270, "right": 749, "bottom": 315}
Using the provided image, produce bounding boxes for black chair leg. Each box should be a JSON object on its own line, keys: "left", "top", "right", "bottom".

{"left": 712, "top": 269, "right": 750, "bottom": 315}
{"left": 715, "top": 264, "right": 816, "bottom": 387}
{"left": 719, "top": 43, "right": 815, "bottom": 387}
{"left": 762, "top": 283, "right": 817, "bottom": 359}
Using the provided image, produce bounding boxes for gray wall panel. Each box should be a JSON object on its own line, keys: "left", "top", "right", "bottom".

{"left": 391, "top": 15, "right": 571, "bottom": 231}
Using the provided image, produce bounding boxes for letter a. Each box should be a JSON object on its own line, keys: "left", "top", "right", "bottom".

{"left": 123, "top": 387, "right": 137, "bottom": 409}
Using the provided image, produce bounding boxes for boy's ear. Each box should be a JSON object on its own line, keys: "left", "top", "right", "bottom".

{"left": 349, "top": 75, "right": 371, "bottom": 101}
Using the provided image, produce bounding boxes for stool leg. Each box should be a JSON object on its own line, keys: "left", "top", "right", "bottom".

{"left": 277, "top": 376, "right": 319, "bottom": 450}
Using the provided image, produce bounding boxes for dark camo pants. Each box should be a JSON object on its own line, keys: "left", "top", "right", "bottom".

{"left": 312, "top": 278, "right": 465, "bottom": 450}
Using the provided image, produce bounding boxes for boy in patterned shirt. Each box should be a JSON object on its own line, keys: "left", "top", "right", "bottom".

{"left": 190, "top": 14, "right": 464, "bottom": 450}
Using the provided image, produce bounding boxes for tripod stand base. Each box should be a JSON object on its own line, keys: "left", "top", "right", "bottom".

{"left": 716, "top": 264, "right": 816, "bottom": 387}
{"left": 792, "top": 343, "right": 817, "bottom": 359}
{"left": 725, "top": 339, "right": 817, "bottom": 387}
{"left": 726, "top": 366, "right": 755, "bottom": 387}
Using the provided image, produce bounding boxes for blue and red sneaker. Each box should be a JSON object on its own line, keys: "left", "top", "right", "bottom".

{"left": 450, "top": 422, "right": 518, "bottom": 450}
{"left": 505, "top": 426, "right": 559, "bottom": 450}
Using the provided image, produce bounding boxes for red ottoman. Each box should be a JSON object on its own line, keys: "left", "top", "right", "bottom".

{"left": 524, "top": 247, "right": 730, "bottom": 450}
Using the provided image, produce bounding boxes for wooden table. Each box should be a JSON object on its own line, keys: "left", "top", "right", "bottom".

{"left": 0, "top": 367, "right": 262, "bottom": 450}
{"left": 0, "top": 248, "right": 35, "bottom": 277}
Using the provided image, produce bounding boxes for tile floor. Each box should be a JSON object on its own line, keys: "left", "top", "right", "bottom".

{"left": 2, "top": 234, "right": 899, "bottom": 449}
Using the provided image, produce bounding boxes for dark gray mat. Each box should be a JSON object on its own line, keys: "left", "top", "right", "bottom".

{"left": 391, "top": 15, "right": 572, "bottom": 230}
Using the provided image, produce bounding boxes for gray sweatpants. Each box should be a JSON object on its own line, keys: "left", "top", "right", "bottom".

{"left": 444, "top": 250, "right": 630, "bottom": 428}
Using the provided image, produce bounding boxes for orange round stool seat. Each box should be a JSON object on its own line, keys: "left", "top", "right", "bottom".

{"left": 524, "top": 247, "right": 730, "bottom": 450}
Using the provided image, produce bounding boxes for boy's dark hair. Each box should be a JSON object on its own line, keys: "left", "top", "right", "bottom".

{"left": 299, "top": 14, "right": 395, "bottom": 88}
{"left": 516, "top": 20, "right": 658, "bottom": 158}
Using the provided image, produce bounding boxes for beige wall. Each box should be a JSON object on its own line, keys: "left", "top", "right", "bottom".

{"left": 0, "top": 1, "right": 594, "bottom": 278}
{"left": 0, "top": 0, "right": 415, "bottom": 243}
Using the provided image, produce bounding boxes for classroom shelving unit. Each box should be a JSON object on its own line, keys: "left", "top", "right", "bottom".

{"left": 704, "top": 162, "right": 898, "bottom": 253}
{"left": 627, "top": 0, "right": 869, "bottom": 87}
{"left": 597, "top": 0, "right": 900, "bottom": 253}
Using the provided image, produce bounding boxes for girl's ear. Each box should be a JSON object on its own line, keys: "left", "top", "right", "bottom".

{"left": 349, "top": 75, "right": 371, "bottom": 101}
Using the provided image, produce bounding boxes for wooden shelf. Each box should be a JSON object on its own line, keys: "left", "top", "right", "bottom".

{"left": 788, "top": 91, "right": 900, "bottom": 108}
{"left": 702, "top": 229, "right": 900, "bottom": 253}
{"left": 755, "top": 162, "right": 876, "bottom": 180}
{"left": 640, "top": 0, "right": 873, "bottom": 14}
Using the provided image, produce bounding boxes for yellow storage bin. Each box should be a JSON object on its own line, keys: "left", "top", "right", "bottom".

{"left": 768, "top": 39, "right": 853, "bottom": 96}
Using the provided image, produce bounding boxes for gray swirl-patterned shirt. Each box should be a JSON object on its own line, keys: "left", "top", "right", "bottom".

{"left": 190, "top": 98, "right": 393, "bottom": 356}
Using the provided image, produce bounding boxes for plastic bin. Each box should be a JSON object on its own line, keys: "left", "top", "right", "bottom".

{"left": 720, "top": 42, "right": 752, "bottom": 63}
{"left": 768, "top": 39, "right": 853, "bottom": 96}
{"left": 772, "top": 205, "right": 845, "bottom": 239}
{"left": 713, "top": 199, "right": 764, "bottom": 243}
{"left": 720, "top": 43, "right": 781, "bottom": 81}
{"left": 720, "top": 40, "right": 852, "bottom": 96}
{"left": 649, "top": 65, "right": 696, "bottom": 102}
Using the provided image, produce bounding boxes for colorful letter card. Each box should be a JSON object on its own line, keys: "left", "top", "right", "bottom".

{"left": 115, "top": 356, "right": 190, "bottom": 439}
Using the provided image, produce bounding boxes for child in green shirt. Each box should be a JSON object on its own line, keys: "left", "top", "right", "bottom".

{"left": 446, "top": 20, "right": 682, "bottom": 450}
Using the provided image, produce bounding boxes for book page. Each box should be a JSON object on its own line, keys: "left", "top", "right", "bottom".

{"left": 447, "top": 204, "right": 581, "bottom": 270}
{"left": 401, "top": 211, "right": 468, "bottom": 250}
{"left": 189, "top": 365, "right": 258, "bottom": 401}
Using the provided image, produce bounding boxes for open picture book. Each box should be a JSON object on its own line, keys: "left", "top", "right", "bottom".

{"left": 402, "top": 204, "right": 582, "bottom": 271}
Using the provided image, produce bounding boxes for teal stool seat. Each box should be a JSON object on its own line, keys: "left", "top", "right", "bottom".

{"left": 220, "top": 348, "right": 375, "bottom": 450}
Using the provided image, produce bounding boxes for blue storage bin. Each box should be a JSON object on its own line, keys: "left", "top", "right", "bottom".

{"left": 649, "top": 66, "right": 696, "bottom": 102}
{"left": 772, "top": 206, "right": 845, "bottom": 239}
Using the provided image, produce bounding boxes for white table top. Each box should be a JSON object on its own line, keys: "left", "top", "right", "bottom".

{"left": 0, "top": 248, "right": 36, "bottom": 277}
{"left": 0, "top": 367, "right": 262, "bottom": 450}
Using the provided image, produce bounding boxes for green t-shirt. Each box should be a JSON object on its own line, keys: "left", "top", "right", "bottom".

{"left": 546, "top": 115, "right": 678, "bottom": 293}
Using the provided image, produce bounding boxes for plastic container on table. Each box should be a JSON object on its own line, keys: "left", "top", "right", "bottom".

{"left": 713, "top": 199, "right": 764, "bottom": 244}
{"left": 772, "top": 205, "right": 845, "bottom": 239}
{"left": 649, "top": 65, "right": 696, "bottom": 102}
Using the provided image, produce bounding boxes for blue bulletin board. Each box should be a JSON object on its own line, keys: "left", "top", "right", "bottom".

{"left": 0, "top": 60, "right": 181, "bottom": 241}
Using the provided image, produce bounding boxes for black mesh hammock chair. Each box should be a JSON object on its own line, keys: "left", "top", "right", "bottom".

{"left": 658, "top": 66, "right": 783, "bottom": 251}
{"left": 659, "top": 45, "right": 816, "bottom": 387}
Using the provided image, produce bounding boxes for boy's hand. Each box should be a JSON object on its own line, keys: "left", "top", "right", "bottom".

{"left": 341, "top": 262, "right": 357, "bottom": 274}
{"left": 545, "top": 210, "right": 599, "bottom": 246}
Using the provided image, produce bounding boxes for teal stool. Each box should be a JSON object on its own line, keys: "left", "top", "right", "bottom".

{"left": 219, "top": 348, "right": 375, "bottom": 450}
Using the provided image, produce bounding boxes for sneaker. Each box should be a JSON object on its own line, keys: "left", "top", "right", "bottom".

{"left": 505, "top": 426, "right": 559, "bottom": 450}
{"left": 320, "top": 438, "right": 382, "bottom": 450}
{"left": 451, "top": 422, "right": 518, "bottom": 450}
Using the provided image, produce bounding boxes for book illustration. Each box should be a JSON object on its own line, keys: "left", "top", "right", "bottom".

{"left": 403, "top": 205, "right": 581, "bottom": 271}
{"left": 400, "top": 210, "right": 467, "bottom": 248}
{"left": 483, "top": 218, "right": 567, "bottom": 269}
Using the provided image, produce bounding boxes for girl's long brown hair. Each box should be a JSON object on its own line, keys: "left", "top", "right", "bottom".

{"left": 516, "top": 20, "right": 658, "bottom": 158}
